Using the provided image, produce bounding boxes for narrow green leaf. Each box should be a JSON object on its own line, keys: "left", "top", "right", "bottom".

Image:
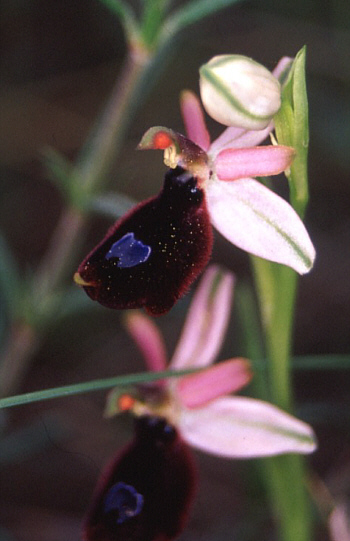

{"left": 250, "top": 354, "right": 350, "bottom": 373}
{"left": 0, "top": 368, "right": 201, "bottom": 410}
{"left": 140, "top": 0, "right": 172, "bottom": 47}
{"left": 290, "top": 47, "right": 309, "bottom": 215}
{"left": 160, "top": 0, "right": 244, "bottom": 42}
{"left": 292, "top": 354, "right": 350, "bottom": 371}
{"left": 0, "top": 234, "right": 21, "bottom": 321}
{"left": 275, "top": 46, "right": 309, "bottom": 217}
{"left": 97, "top": 0, "right": 138, "bottom": 42}
{"left": 42, "top": 147, "right": 92, "bottom": 211}
{"left": 42, "top": 147, "right": 72, "bottom": 197}
{"left": 89, "top": 193, "right": 136, "bottom": 219}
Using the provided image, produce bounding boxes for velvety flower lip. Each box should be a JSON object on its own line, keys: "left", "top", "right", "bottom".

{"left": 105, "top": 265, "right": 317, "bottom": 458}
{"left": 82, "top": 415, "right": 196, "bottom": 541}
{"left": 74, "top": 165, "right": 213, "bottom": 316}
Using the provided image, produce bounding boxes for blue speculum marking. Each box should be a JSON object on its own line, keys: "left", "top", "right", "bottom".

{"left": 105, "top": 232, "right": 151, "bottom": 268}
{"left": 104, "top": 481, "right": 144, "bottom": 524}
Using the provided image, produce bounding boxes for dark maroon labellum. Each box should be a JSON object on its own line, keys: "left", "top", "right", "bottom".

{"left": 75, "top": 166, "right": 213, "bottom": 315}
{"left": 82, "top": 416, "right": 197, "bottom": 541}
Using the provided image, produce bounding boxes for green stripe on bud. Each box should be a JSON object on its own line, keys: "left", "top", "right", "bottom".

{"left": 199, "top": 55, "right": 281, "bottom": 130}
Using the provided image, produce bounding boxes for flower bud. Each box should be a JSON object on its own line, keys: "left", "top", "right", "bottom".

{"left": 199, "top": 54, "right": 281, "bottom": 130}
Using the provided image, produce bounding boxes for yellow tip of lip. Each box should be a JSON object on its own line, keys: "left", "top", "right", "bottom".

{"left": 73, "top": 272, "right": 94, "bottom": 287}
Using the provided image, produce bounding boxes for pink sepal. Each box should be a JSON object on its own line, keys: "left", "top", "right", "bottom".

{"left": 273, "top": 56, "right": 293, "bottom": 80}
{"left": 170, "top": 265, "right": 234, "bottom": 370}
{"left": 178, "top": 396, "right": 317, "bottom": 458}
{"left": 206, "top": 178, "right": 315, "bottom": 274}
{"left": 180, "top": 91, "right": 211, "bottom": 152}
{"left": 125, "top": 312, "right": 168, "bottom": 372}
{"left": 209, "top": 122, "right": 274, "bottom": 156}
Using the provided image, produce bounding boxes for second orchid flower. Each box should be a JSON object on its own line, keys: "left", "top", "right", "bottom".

{"left": 105, "top": 265, "right": 317, "bottom": 458}
{"left": 83, "top": 265, "right": 316, "bottom": 541}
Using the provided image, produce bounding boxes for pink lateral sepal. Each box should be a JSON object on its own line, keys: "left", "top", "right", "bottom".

{"left": 125, "top": 312, "right": 168, "bottom": 372}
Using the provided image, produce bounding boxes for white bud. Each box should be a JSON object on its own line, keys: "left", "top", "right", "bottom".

{"left": 199, "top": 55, "right": 281, "bottom": 130}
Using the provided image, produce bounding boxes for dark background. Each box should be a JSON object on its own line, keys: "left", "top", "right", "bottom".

{"left": 0, "top": 1, "right": 350, "bottom": 539}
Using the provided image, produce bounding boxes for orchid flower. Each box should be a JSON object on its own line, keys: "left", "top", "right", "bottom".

{"left": 106, "top": 265, "right": 317, "bottom": 458}
{"left": 74, "top": 55, "right": 315, "bottom": 316}
{"left": 138, "top": 56, "right": 315, "bottom": 275}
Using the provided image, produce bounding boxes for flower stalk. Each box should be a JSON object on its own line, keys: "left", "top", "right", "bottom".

{"left": 251, "top": 47, "right": 314, "bottom": 541}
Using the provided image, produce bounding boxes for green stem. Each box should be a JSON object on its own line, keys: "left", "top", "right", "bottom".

{"left": 0, "top": 323, "right": 39, "bottom": 398}
{"left": 263, "top": 455, "right": 312, "bottom": 541}
{"left": 234, "top": 280, "right": 268, "bottom": 399}
{"left": 74, "top": 46, "right": 152, "bottom": 195}
{"left": 252, "top": 259, "right": 297, "bottom": 411}
{"left": 237, "top": 273, "right": 312, "bottom": 540}
{"left": 252, "top": 257, "right": 312, "bottom": 541}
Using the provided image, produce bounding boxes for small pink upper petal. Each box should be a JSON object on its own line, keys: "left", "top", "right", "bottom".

{"left": 170, "top": 265, "right": 234, "bottom": 370}
{"left": 178, "top": 396, "right": 317, "bottom": 458}
{"left": 210, "top": 122, "right": 274, "bottom": 156}
{"left": 272, "top": 56, "right": 293, "bottom": 80}
{"left": 215, "top": 145, "right": 295, "bottom": 181}
{"left": 176, "top": 358, "right": 252, "bottom": 408}
{"left": 125, "top": 312, "right": 168, "bottom": 372}
{"left": 180, "top": 90, "right": 211, "bottom": 152}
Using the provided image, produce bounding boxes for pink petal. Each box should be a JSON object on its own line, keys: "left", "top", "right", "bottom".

{"left": 176, "top": 358, "right": 252, "bottom": 408}
{"left": 209, "top": 122, "right": 274, "bottom": 156}
{"left": 215, "top": 145, "right": 295, "bottom": 181}
{"left": 329, "top": 503, "right": 350, "bottom": 541}
{"left": 273, "top": 56, "right": 293, "bottom": 80}
{"left": 206, "top": 178, "right": 316, "bottom": 274}
{"left": 170, "top": 265, "right": 234, "bottom": 370}
{"left": 178, "top": 396, "right": 317, "bottom": 458}
{"left": 125, "top": 312, "right": 168, "bottom": 372}
{"left": 180, "top": 90, "right": 211, "bottom": 151}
